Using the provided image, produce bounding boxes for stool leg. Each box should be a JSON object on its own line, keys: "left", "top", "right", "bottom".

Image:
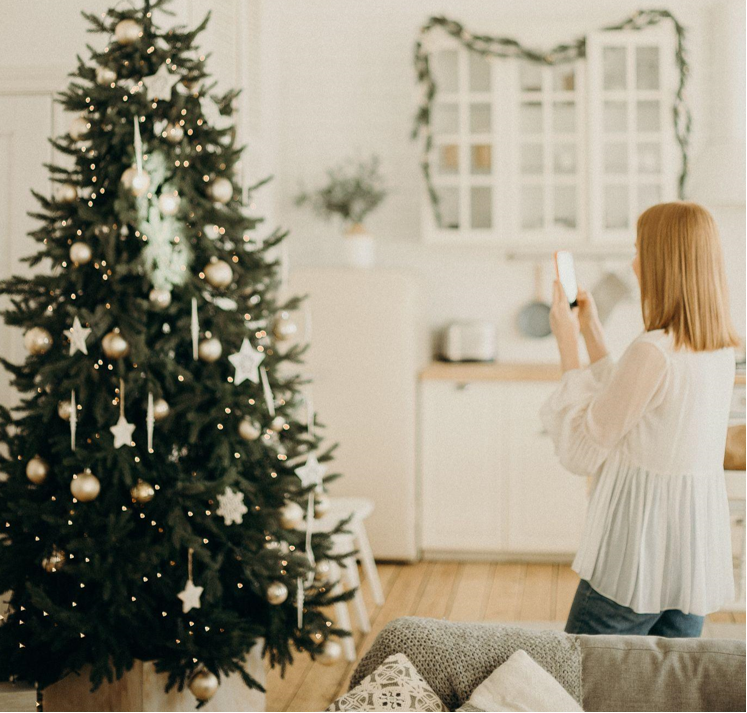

{"left": 332, "top": 585, "right": 356, "bottom": 662}
{"left": 354, "top": 519, "right": 384, "bottom": 606}
{"left": 342, "top": 556, "right": 370, "bottom": 633}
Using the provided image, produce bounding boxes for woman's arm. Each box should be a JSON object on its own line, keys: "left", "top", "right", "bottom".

{"left": 577, "top": 287, "right": 609, "bottom": 365}
{"left": 550, "top": 280, "right": 580, "bottom": 372}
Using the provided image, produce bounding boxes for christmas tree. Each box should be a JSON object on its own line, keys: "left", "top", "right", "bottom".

{"left": 0, "top": 0, "right": 351, "bottom": 704}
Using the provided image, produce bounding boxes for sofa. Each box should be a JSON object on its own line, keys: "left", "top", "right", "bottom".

{"left": 349, "top": 617, "right": 746, "bottom": 712}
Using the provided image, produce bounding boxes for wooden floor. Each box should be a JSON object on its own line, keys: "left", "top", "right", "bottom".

{"left": 265, "top": 561, "right": 746, "bottom": 712}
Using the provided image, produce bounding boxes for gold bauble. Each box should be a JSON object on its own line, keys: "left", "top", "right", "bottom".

{"left": 208, "top": 176, "right": 233, "bottom": 204}
{"left": 198, "top": 338, "right": 222, "bottom": 363}
{"left": 70, "top": 241, "right": 92, "bottom": 266}
{"left": 26, "top": 456, "right": 49, "bottom": 485}
{"left": 203, "top": 260, "right": 233, "bottom": 289}
{"left": 189, "top": 669, "right": 219, "bottom": 702}
{"left": 114, "top": 18, "right": 142, "bottom": 45}
{"left": 157, "top": 191, "right": 180, "bottom": 216}
{"left": 69, "top": 115, "right": 90, "bottom": 141}
{"left": 57, "top": 400, "right": 73, "bottom": 421}
{"left": 102, "top": 331, "right": 129, "bottom": 359}
{"left": 238, "top": 418, "right": 261, "bottom": 441}
{"left": 318, "top": 640, "right": 343, "bottom": 666}
{"left": 95, "top": 65, "right": 117, "bottom": 85}
{"left": 71, "top": 470, "right": 100, "bottom": 502}
{"left": 54, "top": 183, "right": 78, "bottom": 203}
{"left": 313, "top": 559, "right": 338, "bottom": 587}
{"left": 148, "top": 288, "right": 172, "bottom": 310}
{"left": 121, "top": 166, "right": 151, "bottom": 196}
{"left": 279, "top": 500, "right": 304, "bottom": 529}
{"left": 273, "top": 314, "right": 298, "bottom": 341}
{"left": 314, "top": 493, "right": 331, "bottom": 519}
{"left": 42, "top": 547, "right": 66, "bottom": 573}
{"left": 130, "top": 479, "right": 155, "bottom": 503}
{"left": 164, "top": 122, "right": 184, "bottom": 143}
{"left": 24, "top": 327, "right": 53, "bottom": 355}
{"left": 270, "top": 415, "right": 285, "bottom": 432}
{"left": 266, "top": 581, "right": 289, "bottom": 605}
{"left": 152, "top": 398, "right": 170, "bottom": 421}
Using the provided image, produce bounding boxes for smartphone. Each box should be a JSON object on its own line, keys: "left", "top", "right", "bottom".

{"left": 554, "top": 250, "right": 578, "bottom": 307}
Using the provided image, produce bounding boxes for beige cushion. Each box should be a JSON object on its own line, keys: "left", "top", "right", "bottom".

{"left": 579, "top": 635, "right": 746, "bottom": 711}
{"left": 456, "top": 650, "right": 582, "bottom": 712}
{"left": 328, "top": 653, "right": 446, "bottom": 711}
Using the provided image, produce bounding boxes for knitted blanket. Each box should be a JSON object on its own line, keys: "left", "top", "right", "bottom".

{"left": 350, "top": 617, "right": 582, "bottom": 710}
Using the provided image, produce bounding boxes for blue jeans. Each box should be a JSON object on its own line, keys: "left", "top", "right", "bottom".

{"left": 565, "top": 579, "right": 704, "bottom": 637}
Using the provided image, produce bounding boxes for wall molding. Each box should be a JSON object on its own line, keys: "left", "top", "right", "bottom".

{"left": 0, "top": 66, "right": 68, "bottom": 95}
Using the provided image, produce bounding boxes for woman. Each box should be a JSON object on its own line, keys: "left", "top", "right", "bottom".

{"left": 542, "top": 202, "right": 740, "bottom": 637}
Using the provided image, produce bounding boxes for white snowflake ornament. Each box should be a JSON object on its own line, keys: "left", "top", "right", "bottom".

{"left": 216, "top": 487, "right": 248, "bottom": 526}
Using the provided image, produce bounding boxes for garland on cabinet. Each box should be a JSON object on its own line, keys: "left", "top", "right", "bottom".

{"left": 413, "top": 9, "right": 691, "bottom": 227}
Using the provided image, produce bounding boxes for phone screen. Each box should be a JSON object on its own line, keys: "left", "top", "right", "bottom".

{"left": 555, "top": 251, "right": 578, "bottom": 307}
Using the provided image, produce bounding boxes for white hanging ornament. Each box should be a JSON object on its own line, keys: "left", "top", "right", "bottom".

{"left": 114, "top": 18, "right": 141, "bottom": 45}
{"left": 279, "top": 500, "right": 304, "bottom": 529}
{"left": 54, "top": 183, "right": 77, "bottom": 204}
{"left": 296, "top": 576, "right": 305, "bottom": 629}
{"left": 216, "top": 487, "right": 248, "bottom": 525}
{"left": 69, "top": 115, "right": 90, "bottom": 141}
{"left": 191, "top": 298, "right": 199, "bottom": 360}
{"left": 228, "top": 338, "right": 264, "bottom": 385}
{"left": 178, "top": 548, "right": 203, "bottom": 613}
{"left": 110, "top": 379, "right": 135, "bottom": 449}
{"left": 314, "top": 492, "right": 331, "bottom": 519}
{"left": 69, "top": 242, "right": 92, "bottom": 266}
{"left": 203, "top": 259, "right": 233, "bottom": 288}
{"left": 142, "top": 63, "right": 177, "bottom": 101}
{"left": 295, "top": 454, "right": 327, "bottom": 490}
{"left": 266, "top": 581, "right": 288, "bottom": 605}
{"left": 259, "top": 365, "right": 275, "bottom": 417}
{"left": 157, "top": 190, "right": 180, "bottom": 216}
{"left": 95, "top": 65, "right": 117, "bottom": 85}
{"left": 203, "top": 224, "right": 221, "bottom": 241}
{"left": 208, "top": 176, "right": 233, "bottom": 204}
{"left": 64, "top": 316, "right": 91, "bottom": 356}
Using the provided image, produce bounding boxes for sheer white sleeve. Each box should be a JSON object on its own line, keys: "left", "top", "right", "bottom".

{"left": 540, "top": 341, "right": 669, "bottom": 477}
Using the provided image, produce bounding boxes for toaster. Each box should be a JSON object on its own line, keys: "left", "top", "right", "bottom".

{"left": 441, "top": 321, "right": 496, "bottom": 362}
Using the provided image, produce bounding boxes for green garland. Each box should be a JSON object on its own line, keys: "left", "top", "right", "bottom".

{"left": 413, "top": 10, "right": 691, "bottom": 227}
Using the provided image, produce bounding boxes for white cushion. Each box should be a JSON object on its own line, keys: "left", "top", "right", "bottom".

{"left": 457, "top": 649, "right": 582, "bottom": 712}
{"left": 328, "top": 653, "right": 446, "bottom": 711}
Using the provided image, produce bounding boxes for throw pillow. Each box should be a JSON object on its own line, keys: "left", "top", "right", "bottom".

{"left": 456, "top": 649, "right": 582, "bottom": 712}
{"left": 327, "top": 652, "right": 446, "bottom": 712}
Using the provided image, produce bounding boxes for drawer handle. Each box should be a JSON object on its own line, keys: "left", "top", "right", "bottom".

{"left": 455, "top": 383, "right": 470, "bottom": 391}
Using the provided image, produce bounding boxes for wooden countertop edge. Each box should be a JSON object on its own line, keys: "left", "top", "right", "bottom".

{"left": 421, "top": 362, "right": 747, "bottom": 385}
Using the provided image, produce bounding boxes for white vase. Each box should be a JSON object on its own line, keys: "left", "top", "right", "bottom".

{"left": 343, "top": 223, "right": 375, "bottom": 268}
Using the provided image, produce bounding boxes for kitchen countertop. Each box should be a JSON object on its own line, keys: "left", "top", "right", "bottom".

{"left": 421, "top": 361, "right": 747, "bottom": 385}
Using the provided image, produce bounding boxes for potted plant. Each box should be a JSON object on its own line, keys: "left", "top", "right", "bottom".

{"left": 295, "top": 156, "right": 387, "bottom": 268}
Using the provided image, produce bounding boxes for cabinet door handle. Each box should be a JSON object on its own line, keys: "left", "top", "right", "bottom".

{"left": 455, "top": 383, "right": 470, "bottom": 391}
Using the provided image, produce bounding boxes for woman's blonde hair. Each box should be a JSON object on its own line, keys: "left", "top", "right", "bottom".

{"left": 636, "top": 201, "right": 740, "bottom": 351}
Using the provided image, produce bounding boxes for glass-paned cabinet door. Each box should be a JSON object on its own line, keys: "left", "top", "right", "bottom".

{"left": 511, "top": 59, "right": 586, "bottom": 244}
{"left": 424, "top": 42, "right": 507, "bottom": 243}
{"left": 587, "top": 29, "right": 678, "bottom": 244}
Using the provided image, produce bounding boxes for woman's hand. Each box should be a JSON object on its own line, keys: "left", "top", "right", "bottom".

{"left": 576, "top": 286, "right": 609, "bottom": 364}
{"left": 550, "top": 280, "right": 581, "bottom": 372}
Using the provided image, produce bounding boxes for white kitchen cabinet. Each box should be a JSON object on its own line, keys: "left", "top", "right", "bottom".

{"left": 420, "top": 376, "right": 587, "bottom": 557}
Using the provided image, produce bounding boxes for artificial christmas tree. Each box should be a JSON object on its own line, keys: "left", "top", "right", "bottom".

{"left": 0, "top": 0, "right": 350, "bottom": 706}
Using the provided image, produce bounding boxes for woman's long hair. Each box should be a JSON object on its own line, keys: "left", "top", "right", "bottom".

{"left": 637, "top": 201, "right": 740, "bottom": 351}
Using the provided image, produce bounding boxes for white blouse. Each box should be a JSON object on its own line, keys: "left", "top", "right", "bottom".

{"left": 541, "top": 329, "right": 735, "bottom": 616}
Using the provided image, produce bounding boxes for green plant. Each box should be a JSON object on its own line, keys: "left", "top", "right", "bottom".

{"left": 295, "top": 156, "right": 387, "bottom": 227}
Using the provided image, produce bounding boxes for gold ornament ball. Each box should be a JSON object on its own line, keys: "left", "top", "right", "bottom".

{"left": 131, "top": 479, "right": 155, "bottom": 504}
{"left": 164, "top": 122, "right": 184, "bottom": 143}
{"left": 238, "top": 418, "right": 261, "bottom": 441}
{"left": 318, "top": 640, "right": 343, "bottom": 666}
{"left": 314, "top": 493, "right": 331, "bottom": 519}
{"left": 149, "top": 288, "right": 172, "bottom": 310}
{"left": 70, "top": 241, "right": 92, "bottom": 266}
{"left": 42, "top": 547, "right": 66, "bottom": 573}
{"left": 158, "top": 191, "right": 180, "bottom": 216}
{"left": 24, "top": 327, "right": 53, "bottom": 355}
{"left": 95, "top": 65, "right": 117, "bottom": 85}
{"left": 189, "top": 669, "right": 219, "bottom": 703}
{"left": 271, "top": 415, "right": 285, "bottom": 431}
{"left": 203, "top": 260, "right": 233, "bottom": 289}
{"left": 57, "top": 400, "right": 73, "bottom": 421}
{"left": 121, "top": 166, "right": 151, "bottom": 196}
{"left": 69, "top": 115, "right": 90, "bottom": 141}
{"left": 79, "top": 185, "right": 95, "bottom": 200}
{"left": 114, "top": 18, "right": 142, "bottom": 45}
{"left": 267, "top": 581, "right": 289, "bottom": 605}
{"left": 55, "top": 183, "right": 78, "bottom": 203}
{"left": 314, "top": 559, "right": 338, "bottom": 587}
{"left": 203, "top": 224, "right": 221, "bottom": 241}
{"left": 153, "top": 398, "right": 170, "bottom": 421}
{"left": 26, "top": 456, "right": 50, "bottom": 485}
{"left": 273, "top": 314, "right": 298, "bottom": 341}
{"left": 279, "top": 500, "right": 304, "bottom": 529}
{"left": 71, "top": 470, "right": 100, "bottom": 502}
{"left": 208, "top": 176, "right": 233, "bottom": 204}
{"left": 102, "top": 331, "right": 130, "bottom": 360}
{"left": 198, "top": 338, "right": 222, "bottom": 363}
